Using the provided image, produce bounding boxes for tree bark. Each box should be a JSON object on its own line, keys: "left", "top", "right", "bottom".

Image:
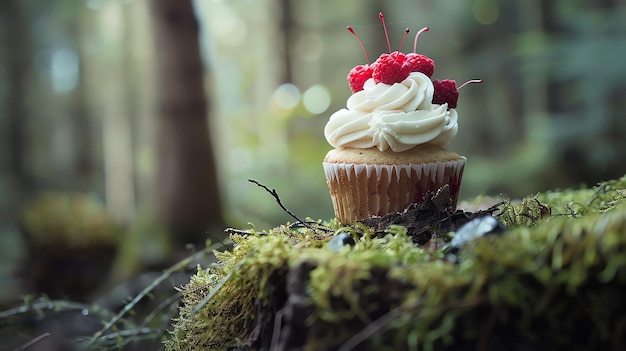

{"left": 150, "top": 0, "right": 223, "bottom": 245}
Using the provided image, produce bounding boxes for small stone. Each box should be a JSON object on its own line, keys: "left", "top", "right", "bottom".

{"left": 327, "top": 233, "right": 356, "bottom": 252}
{"left": 450, "top": 216, "right": 506, "bottom": 250}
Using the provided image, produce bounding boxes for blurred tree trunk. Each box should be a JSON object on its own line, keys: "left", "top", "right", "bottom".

{"left": 95, "top": 2, "right": 136, "bottom": 223}
{"left": 279, "top": 0, "right": 294, "bottom": 83}
{"left": 1, "top": 0, "right": 30, "bottom": 191}
{"left": 72, "top": 5, "right": 95, "bottom": 190}
{"left": 150, "top": 0, "right": 224, "bottom": 245}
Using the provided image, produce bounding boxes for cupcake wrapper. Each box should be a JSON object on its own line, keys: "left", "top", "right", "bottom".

{"left": 323, "top": 158, "right": 465, "bottom": 224}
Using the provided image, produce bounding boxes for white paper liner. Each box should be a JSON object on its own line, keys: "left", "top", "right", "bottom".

{"left": 323, "top": 157, "right": 466, "bottom": 224}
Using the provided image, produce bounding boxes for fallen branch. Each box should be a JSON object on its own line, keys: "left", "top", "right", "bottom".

{"left": 248, "top": 179, "right": 315, "bottom": 232}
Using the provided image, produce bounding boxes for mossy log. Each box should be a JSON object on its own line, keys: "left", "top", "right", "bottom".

{"left": 165, "top": 175, "right": 626, "bottom": 351}
{"left": 19, "top": 192, "right": 121, "bottom": 300}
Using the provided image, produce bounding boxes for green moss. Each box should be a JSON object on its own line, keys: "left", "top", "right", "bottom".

{"left": 166, "top": 227, "right": 330, "bottom": 350}
{"left": 19, "top": 192, "right": 122, "bottom": 300}
{"left": 20, "top": 191, "right": 121, "bottom": 248}
{"left": 496, "top": 174, "right": 626, "bottom": 227}
{"left": 166, "top": 175, "right": 626, "bottom": 350}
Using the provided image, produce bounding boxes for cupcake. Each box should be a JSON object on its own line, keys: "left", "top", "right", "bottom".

{"left": 323, "top": 14, "right": 479, "bottom": 224}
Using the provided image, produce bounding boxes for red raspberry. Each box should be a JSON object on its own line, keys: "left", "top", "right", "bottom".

{"left": 347, "top": 64, "right": 373, "bottom": 93}
{"left": 433, "top": 79, "right": 482, "bottom": 108}
{"left": 401, "top": 53, "right": 435, "bottom": 78}
{"left": 432, "top": 79, "right": 459, "bottom": 108}
{"left": 372, "top": 53, "right": 409, "bottom": 85}
{"left": 390, "top": 51, "right": 407, "bottom": 64}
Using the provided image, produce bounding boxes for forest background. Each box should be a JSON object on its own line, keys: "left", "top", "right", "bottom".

{"left": 1, "top": 0, "right": 625, "bottom": 303}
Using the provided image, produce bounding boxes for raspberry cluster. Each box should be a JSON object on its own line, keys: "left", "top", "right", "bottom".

{"left": 346, "top": 13, "right": 481, "bottom": 109}
{"left": 349, "top": 51, "right": 435, "bottom": 89}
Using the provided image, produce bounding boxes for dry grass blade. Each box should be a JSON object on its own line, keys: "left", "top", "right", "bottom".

{"left": 85, "top": 241, "right": 223, "bottom": 347}
{"left": 12, "top": 333, "right": 50, "bottom": 351}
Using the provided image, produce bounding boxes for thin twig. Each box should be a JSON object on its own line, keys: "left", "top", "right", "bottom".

{"left": 206, "top": 231, "right": 234, "bottom": 250}
{"left": 248, "top": 179, "right": 315, "bottom": 231}
{"left": 76, "top": 328, "right": 159, "bottom": 347}
{"left": 269, "top": 309, "right": 284, "bottom": 351}
{"left": 191, "top": 268, "right": 236, "bottom": 315}
{"left": 338, "top": 307, "right": 403, "bottom": 351}
{"left": 120, "top": 291, "right": 183, "bottom": 348}
{"left": 13, "top": 333, "right": 50, "bottom": 351}
{"left": 190, "top": 252, "right": 252, "bottom": 315}
{"left": 0, "top": 299, "right": 117, "bottom": 326}
{"left": 86, "top": 242, "right": 220, "bottom": 346}
{"left": 225, "top": 227, "right": 268, "bottom": 236}
{"left": 288, "top": 220, "right": 333, "bottom": 233}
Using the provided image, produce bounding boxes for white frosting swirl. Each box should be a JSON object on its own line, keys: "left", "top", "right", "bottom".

{"left": 324, "top": 72, "right": 458, "bottom": 152}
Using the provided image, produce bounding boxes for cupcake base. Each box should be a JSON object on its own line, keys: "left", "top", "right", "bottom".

{"left": 323, "top": 146, "right": 465, "bottom": 224}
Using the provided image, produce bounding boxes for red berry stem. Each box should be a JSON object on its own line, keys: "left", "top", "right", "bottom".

{"left": 413, "top": 26, "right": 429, "bottom": 53}
{"left": 458, "top": 79, "right": 483, "bottom": 90}
{"left": 379, "top": 12, "right": 392, "bottom": 53}
{"left": 346, "top": 26, "right": 370, "bottom": 64}
{"left": 398, "top": 28, "right": 410, "bottom": 52}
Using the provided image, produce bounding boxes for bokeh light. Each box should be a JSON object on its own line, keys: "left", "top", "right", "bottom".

{"left": 302, "top": 84, "right": 331, "bottom": 115}
{"left": 271, "top": 83, "right": 301, "bottom": 110}
{"left": 51, "top": 48, "right": 79, "bottom": 93}
{"left": 473, "top": 0, "right": 499, "bottom": 25}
